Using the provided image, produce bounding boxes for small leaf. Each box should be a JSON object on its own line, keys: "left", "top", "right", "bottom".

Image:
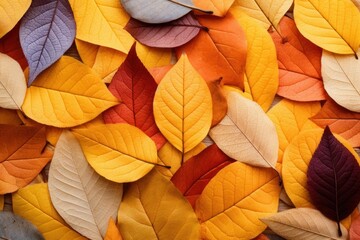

{"left": 72, "top": 124, "right": 158, "bottom": 183}
{"left": 350, "top": 215, "right": 360, "bottom": 240}
{"left": 193, "top": 0, "right": 234, "bottom": 16}
{"left": 104, "top": 218, "right": 123, "bottom": 240}
{"left": 207, "top": 78, "right": 228, "bottom": 126}
{"left": 0, "top": 53, "right": 26, "bottom": 109}
{"left": 262, "top": 208, "right": 348, "bottom": 240}
{"left": 0, "top": 0, "right": 31, "bottom": 37}
{"left": 48, "top": 131, "right": 123, "bottom": 240}
{"left": 117, "top": 170, "right": 201, "bottom": 240}
{"left": 20, "top": 0, "right": 76, "bottom": 85}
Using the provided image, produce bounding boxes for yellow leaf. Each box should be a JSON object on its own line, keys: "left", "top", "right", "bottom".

{"left": 294, "top": 0, "right": 360, "bottom": 55}
{"left": 72, "top": 123, "right": 158, "bottom": 183}
{"left": 196, "top": 162, "right": 281, "bottom": 239}
{"left": 69, "top": 0, "right": 134, "bottom": 53}
{"left": 267, "top": 99, "right": 321, "bottom": 163}
{"left": 12, "top": 183, "right": 86, "bottom": 240}
{"left": 231, "top": 0, "right": 293, "bottom": 30}
{"left": 21, "top": 56, "right": 119, "bottom": 128}
{"left": 224, "top": 85, "right": 253, "bottom": 100}
{"left": 232, "top": 10, "right": 279, "bottom": 111}
{"left": 105, "top": 218, "right": 123, "bottom": 240}
{"left": 117, "top": 170, "right": 200, "bottom": 240}
{"left": 193, "top": 0, "right": 235, "bottom": 16}
{"left": 0, "top": 195, "right": 3, "bottom": 210}
{"left": 153, "top": 54, "right": 212, "bottom": 153}
{"left": 136, "top": 43, "right": 173, "bottom": 69}
{"left": 0, "top": 0, "right": 31, "bottom": 37}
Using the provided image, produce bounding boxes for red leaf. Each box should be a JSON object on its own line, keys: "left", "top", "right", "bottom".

{"left": 171, "top": 144, "right": 234, "bottom": 208}
{"left": 307, "top": 127, "right": 360, "bottom": 236}
{"left": 125, "top": 13, "right": 203, "bottom": 48}
{"left": 271, "top": 17, "right": 326, "bottom": 102}
{"left": 103, "top": 44, "right": 166, "bottom": 149}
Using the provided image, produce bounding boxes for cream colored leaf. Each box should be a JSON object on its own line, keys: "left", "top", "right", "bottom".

{"left": 322, "top": 50, "right": 360, "bottom": 112}
{"left": 0, "top": 53, "right": 26, "bottom": 109}
{"left": 48, "top": 131, "right": 123, "bottom": 240}
{"left": 209, "top": 91, "right": 279, "bottom": 168}
{"left": 262, "top": 208, "right": 348, "bottom": 240}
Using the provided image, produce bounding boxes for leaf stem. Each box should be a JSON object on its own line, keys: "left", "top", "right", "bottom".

{"left": 355, "top": 52, "right": 358, "bottom": 60}
{"left": 154, "top": 162, "right": 171, "bottom": 169}
{"left": 337, "top": 221, "right": 342, "bottom": 237}
{"left": 167, "top": 0, "right": 213, "bottom": 14}
{"left": 268, "top": 26, "right": 287, "bottom": 44}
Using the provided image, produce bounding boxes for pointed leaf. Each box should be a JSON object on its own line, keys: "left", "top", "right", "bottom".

{"left": 196, "top": 162, "right": 280, "bottom": 240}
{"left": 294, "top": 0, "right": 360, "bottom": 55}
{"left": 117, "top": 170, "right": 200, "bottom": 240}
{"left": 193, "top": 0, "right": 234, "bottom": 16}
{"left": 13, "top": 184, "right": 86, "bottom": 239}
{"left": 48, "top": 131, "right": 123, "bottom": 240}
{"left": 262, "top": 208, "right": 348, "bottom": 240}
{"left": 0, "top": 0, "right": 31, "bottom": 37}
{"left": 21, "top": 56, "right": 119, "bottom": 128}
{"left": 72, "top": 124, "right": 158, "bottom": 183}
{"left": 0, "top": 53, "right": 26, "bottom": 109}
{"left": 322, "top": 49, "right": 360, "bottom": 112}
{"left": 210, "top": 92, "right": 278, "bottom": 168}
{"left": 69, "top": 0, "right": 134, "bottom": 53}
{"left": 271, "top": 17, "right": 326, "bottom": 102}
{"left": 171, "top": 144, "right": 234, "bottom": 208}
{"left": 20, "top": 0, "right": 76, "bottom": 85}
{"left": 103, "top": 44, "right": 166, "bottom": 149}
{"left": 104, "top": 218, "right": 123, "bottom": 240}
{"left": 0, "top": 125, "right": 52, "bottom": 194}
{"left": 176, "top": 13, "right": 247, "bottom": 89}
{"left": 153, "top": 54, "right": 212, "bottom": 153}
{"left": 350, "top": 215, "right": 360, "bottom": 240}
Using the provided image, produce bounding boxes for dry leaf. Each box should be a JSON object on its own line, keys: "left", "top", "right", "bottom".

{"left": 207, "top": 78, "right": 228, "bottom": 126}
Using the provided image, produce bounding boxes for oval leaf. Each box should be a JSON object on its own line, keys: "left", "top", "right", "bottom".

{"left": 153, "top": 54, "right": 212, "bottom": 154}
{"left": 210, "top": 92, "right": 278, "bottom": 168}
{"left": 0, "top": 0, "right": 31, "bottom": 37}
{"left": 117, "top": 170, "right": 201, "bottom": 240}
{"left": 196, "top": 162, "right": 280, "bottom": 240}
{"left": 294, "top": 0, "right": 360, "bottom": 55}
{"left": 20, "top": 0, "right": 76, "bottom": 85}
{"left": 262, "top": 208, "right": 348, "bottom": 240}
{"left": 72, "top": 123, "right": 158, "bottom": 183}
{"left": 21, "top": 56, "right": 119, "bottom": 128}
{"left": 48, "top": 131, "right": 123, "bottom": 240}
{"left": 0, "top": 53, "right": 26, "bottom": 109}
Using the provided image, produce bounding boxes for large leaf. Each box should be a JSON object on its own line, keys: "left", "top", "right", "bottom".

{"left": 171, "top": 144, "right": 234, "bottom": 208}
{"left": 0, "top": 53, "right": 26, "bottom": 109}
{"left": 307, "top": 127, "right": 360, "bottom": 233}
{"left": 262, "top": 208, "right": 348, "bottom": 240}
{"left": 72, "top": 124, "right": 158, "bottom": 183}
{"left": 0, "top": 125, "right": 52, "bottom": 194}
{"left": 322, "top": 50, "right": 360, "bottom": 112}
{"left": 69, "top": 0, "right": 134, "bottom": 53}
{"left": 117, "top": 170, "right": 201, "bottom": 240}
{"left": 270, "top": 17, "right": 326, "bottom": 102}
{"left": 103, "top": 44, "right": 166, "bottom": 149}
{"left": 294, "top": 0, "right": 360, "bottom": 55}
{"left": 153, "top": 54, "right": 212, "bottom": 154}
{"left": 350, "top": 215, "right": 360, "bottom": 240}
{"left": 176, "top": 13, "right": 247, "bottom": 89}
{"left": 21, "top": 56, "right": 119, "bottom": 128}
{"left": 48, "top": 131, "right": 123, "bottom": 240}
{"left": 13, "top": 184, "right": 86, "bottom": 239}
{"left": 193, "top": 0, "right": 234, "bottom": 16}
{"left": 20, "top": 0, "right": 76, "bottom": 85}
{"left": 210, "top": 92, "right": 278, "bottom": 168}
{"left": 0, "top": 0, "right": 31, "bottom": 37}
{"left": 196, "top": 162, "right": 280, "bottom": 240}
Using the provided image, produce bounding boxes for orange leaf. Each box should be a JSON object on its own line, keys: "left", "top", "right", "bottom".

{"left": 176, "top": 13, "right": 247, "bottom": 90}
{"left": 350, "top": 215, "right": 360, "bottom": 239}
{"left": 0, "top": 108, "right": 22, "bottom": 125}
{"left": 207, "top": 78, "right": 228, "bottom": 126}
{"left": 104, "top": 218, "right": 123, "bottom": 240}
{"left": 252, "top": 234, "right": 270, "bottom": 240}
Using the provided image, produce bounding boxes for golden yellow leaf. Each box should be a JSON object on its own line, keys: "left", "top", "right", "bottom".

{"left": 196, "top": 162, "right": 281, "bottom": 239}
{"left": 72, "top": 123, "right": 158, "bottom": 183}
{"left": 69, "top": 0, "right": 134, "bottom": 53}
{"left": 118, "top": 170, "right": 200, "bottom": 240}
{"left": 12, "top": 183, "right": 86, "bottom": 240}
{"left": 21, "top": 56, "right": 119, "bottom": 128}
{"left": 224, "top": 85, "right": 253, "bottom": 100}
{"left": 294, "top": 0, "right": 360, "bottom": 55}
{"left": 105, "top": 218, "right": 123, "bottom": 240}
{"left": 193, "top": 0, "right": 235, "bottom": 16}
{"left": 153, "top": 54, "right": 212, "bottom": 154}
{"left": 267, "top": 99, "right": 321, "bottom": 163}
{"left": 136, "top": 43, "right": 173, "bottom": 69}
{"left": 0, "top": 0, "right": 31, "bottom": 37}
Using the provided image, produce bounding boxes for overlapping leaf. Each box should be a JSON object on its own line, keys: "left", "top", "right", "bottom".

{"left": 104, "top": 218, "right": 123, "bottom": 240}
{"left": 207, "top": 78, "right": 228, "bottom": 126}
{"left": 0, "top": 0, "right": 31, "bottom": 37}
{"left": 20, "top": 0, "right": 76, "bottom": 85}
{"left": 193, "top": 0, "right": 234, "bottom": 16}
{"left": 350, "top": 215, "right": 360, "bottom": 239}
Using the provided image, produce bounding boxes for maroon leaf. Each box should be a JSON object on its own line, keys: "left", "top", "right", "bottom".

{"left": 102, "top": 43, "right": 166, "bottom": 149}
{"left": 307, "top": 126, "right": 360, "bottom": 236}
{"left": 125, "top": 13, "right": 204, "bottom": 48}
{"left": 171, "top": 144, "right": 234, "bottom": 208}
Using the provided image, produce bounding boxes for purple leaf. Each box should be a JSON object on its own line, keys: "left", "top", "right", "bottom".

{"left": 20, "top": 0, "right": 76, "bottom": 86}
{"left": 125, "top": 13, "right": 204, "bottom": 48}
{"left": 307, "top": 126, "right": 360, "bottom": 236}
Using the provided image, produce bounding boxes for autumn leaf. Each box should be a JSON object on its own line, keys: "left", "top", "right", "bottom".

{"left": 350, "top": 215, "right": 360, "bottom": 240}
{"left": 104, "top": 218, "right": 123, "bottom": 240}
{"left": 0, "top": 0, "right": 31, "bottom": 38}
{"left": 0, "top": 108, "right": 22, "bottom": 125}
{"left": 193, "top": 0, "right": 234, "bottom": 16}
{"left": 117, "top": 170, "right": 201, "bottom": 240}
{"left": 206, "top": 78, "right": 228, "bottom": 127}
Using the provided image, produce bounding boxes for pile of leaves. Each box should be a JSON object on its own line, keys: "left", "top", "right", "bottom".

{"left": 1, "top": 0, "right": 360, "bottom": 239}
